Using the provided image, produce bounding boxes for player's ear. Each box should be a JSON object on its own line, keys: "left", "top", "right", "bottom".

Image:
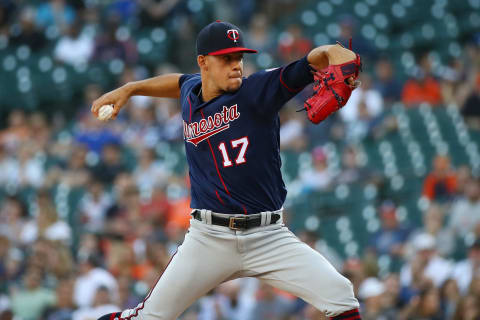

{"left": 197, "top": 55, "right": 207, "bottom": 71}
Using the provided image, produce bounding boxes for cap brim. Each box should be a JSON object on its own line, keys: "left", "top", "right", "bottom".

{"left": 208, "top": 47, "right": 258, "bottom": 55}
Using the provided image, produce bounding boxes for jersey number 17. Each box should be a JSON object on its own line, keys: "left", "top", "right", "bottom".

{"left": 218, "top": 136, "right": 249, "bottom": 167}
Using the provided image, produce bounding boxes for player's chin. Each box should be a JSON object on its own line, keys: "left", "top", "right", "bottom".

{"left": 225, "top": 78, "right": 242, "bottom": 92}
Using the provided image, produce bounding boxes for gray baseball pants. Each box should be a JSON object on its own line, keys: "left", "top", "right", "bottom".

{"left": 119, "top": 209, "right": 359, "bottom": 319}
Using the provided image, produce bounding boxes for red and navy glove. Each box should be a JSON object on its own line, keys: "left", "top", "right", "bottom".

{"left": 302, "top": 41, "right": 362, "bottom": 124}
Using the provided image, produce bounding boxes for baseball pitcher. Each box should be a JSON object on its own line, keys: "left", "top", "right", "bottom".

{"left": 92, "top": 21, "right": 362, "bottom": 320}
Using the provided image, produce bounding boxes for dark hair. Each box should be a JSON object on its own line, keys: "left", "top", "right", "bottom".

{"left": 5, "top": 195, "right": 29, "bottom": 218}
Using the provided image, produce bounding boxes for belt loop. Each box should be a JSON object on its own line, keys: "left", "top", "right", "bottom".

{"left": 260, "top": 212, "right": 267, "bottom": 226}
{"left": 205, "top": 210, "right": 213, "bottom": 225}
{"left": 200, "top": 209, "right": 206, "bottom": 223}
{"left": 265, "top": 212, "right": 272, "bottom": 225}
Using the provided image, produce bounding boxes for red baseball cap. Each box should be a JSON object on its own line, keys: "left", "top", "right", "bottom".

{"left": 196, "top": 20, "right": 258, "bottom": 56}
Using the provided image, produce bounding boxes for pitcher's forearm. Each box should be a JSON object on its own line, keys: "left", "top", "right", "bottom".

{"left": 127, "top": 73, "right": 183, "bottom": 98}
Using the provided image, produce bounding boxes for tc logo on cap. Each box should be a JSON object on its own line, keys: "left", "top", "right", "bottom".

{"left": 227, "top": 29, "right": 239, "bottom": 43}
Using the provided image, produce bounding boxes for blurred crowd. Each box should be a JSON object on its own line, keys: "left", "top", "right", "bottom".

{"left": 1, "top": 0, "right": 480, "bottom": 320}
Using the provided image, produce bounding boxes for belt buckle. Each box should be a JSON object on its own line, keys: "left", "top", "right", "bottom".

{"left": 229, "top": 216, "right": 246, "bottom": 230}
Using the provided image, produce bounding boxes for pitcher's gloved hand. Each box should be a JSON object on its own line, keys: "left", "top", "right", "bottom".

{"left": 301, "top": 40, "right": 362, "bottom": 124}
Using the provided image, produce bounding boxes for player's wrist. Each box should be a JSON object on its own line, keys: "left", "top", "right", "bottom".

{"left": 123, "top": 82, "right": 137, "bottom": 97}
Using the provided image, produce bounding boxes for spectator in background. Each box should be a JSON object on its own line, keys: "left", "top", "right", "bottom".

{"left": 374, "top": 58, "right": 402, "bottom": 106}
{"left": 72, "top": 286, "right": 120, "bottom": 320}
{"left": 76, "top": 234, "right": 102, "bottom": 268}
{"left": 357, "top": 277, "right": 394, "bottom": 320}
{"left": 73, "top": 254, "right": 118, "bottom": 309}
{"left": 10, "top": 267, "right": 56, "bottom": 320}
{"left": 452, "top": 240, "right": 480, "bottom": 295}
{"left": 341, "top": 258, "right": 367, "bottom": 300}
{"left": 35, "top": 0, "right": 75, "bottom": 34}
{"left": 20, "top": 189, "right": 71, "bottom": 245}
{"left": 137, "top": 0, "right": 180, "bottom": 27}
{"left": 0, "top": 145, "right": 20, "bottom": 190}
{"left": 105, "top": 179, "right": 148, "bottom": 238}
{"left": 0, "top": 235, "right": 10, "bottom": 293}
{"left": 299, "top": 146, "right": 335, "bottom": 192}
{"left": 340, "top": 73, "right": 384, "bottom": 141}
{"left": 28, "top": 112, "right": 52, "bottom": 151}
{"left": 104, "top": 0, "right": 137, "bottom": 25}
{"left": 279, "top": 104, "right": 308, "bottom": 151}
{"left": 0, "top": 196, "right": 29, "bottom": 247}
{"left": 163, "top": 174, "right": 192, "bottom": 233}
{"left": 140, "top": 184, "right": 169, "bottom": 222}
{"left": 133, "top": 148, "right": 169, "bottom": 196}
{"left": 422, "top": 154, "right": 457, "bottom": 202}
{"left": 75, "top": 115, "right": 122, "bottom": 155}
{"left": 103, "top": 238, "right": 136, "bottom": 279}
{"left": 158, "top": 99, "right": 183, "bottom": 142}
{"left": 456, "top": 165, "right": 473, "bottom": 196}
{"left": 131, "top": 232, "right": 169, "bottom": 282}
{"left": 440, "top": 57, "right": 468, "bottom": 106}
{"left": 213, "top": 280, "right": 255, "bottom": 320}
{"left": 116, "top": 274, "right": 142, "bottom": 310}
{"left": 277, "top": 24, "right": 312, "bottom": 64}
{"left": 336, "top": 145, "right": 376, "bottom": 185}
{"left": 12, "top": 142, "right": 45, "bottom": 189}
{"left": 407, "top": 203, "right": 454, "bottom": 257}
{"left": 57, "top": 144, "right": 90, "bottom": 188}
{"left": 400, "top": 233, "right": 453, "bottom": 290}
{"left": 247, "top": 14, "right": 276, "bottom": 55}
{"left": 439, "top": 278, "right": 461, "bottom": 320}
{"left": 0, "top": 0, "right": 16, "bottom": 34}
{"left": 369, "top": 201, "right": 411, "bottom": 258}
{"left": 0, "top": 110, "right": 31, "bottom": 153}
{"left": 452, "top": 294, "right": 480, "bottom": 320}
{"left": 43, "top": 241, "right": 74, "bottom": 281}
{"left": 382, "top": 274, "right": 401, "bottom": 316}
{"left": 42, "top": 277, "right": 76, "bottom": 320}
{"left": 54, "top": 19, "right": 94, "bottom": 66}
{"left": 2, "top": 246, "right": 24, "bottom": 293}
{"left": 449, "top": 178, "right": 480, "bottom": 237}
{"left": 10, "top": 6, "right": 47, "bottom": 50}
{"left": 152, "top": 65, "right": 183, "bottom": 142}
{"left": 460, "top": 69, "right": 480, "bottom": 130}
{"left": 402, "top": 52, "right": 443, "bottom": 107}
{"left": 90, "top": 143, "right": 127, "bottom": 185}
{"left": 78, "top": 179, "right": 113, "bottom": 233}
{"left": 122, "top": 101, "right": 161, "bottom": 149}
{"left": 90, "top": 14, "right": 137, "bottom": 65}
{"left": 468, "top": 276, "right": 480, "bottom": 302}
{"left": 400, "top": 286, "right": 444, "bottom": 320}
{"left": 249, "top": 283, "right": 294, "bottom": 320}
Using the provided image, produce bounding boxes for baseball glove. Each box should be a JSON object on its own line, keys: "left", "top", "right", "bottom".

{"left": 301, "top": 40, "right": 362, "bottom": 124}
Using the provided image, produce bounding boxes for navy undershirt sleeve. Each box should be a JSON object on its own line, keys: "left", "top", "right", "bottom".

{"left": 280, "top": 56, "right": 314, "bottom": 90}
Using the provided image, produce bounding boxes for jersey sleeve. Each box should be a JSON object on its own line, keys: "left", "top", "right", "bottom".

{"left": 244, "top": 56, "right": 314, "bottom": 116}
{"left": 179, "top": 73, "right": 200, "bottom": 89}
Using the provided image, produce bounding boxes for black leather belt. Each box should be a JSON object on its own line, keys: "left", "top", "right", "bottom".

{"left": 192, "top": 210, "right": 280, "bottom": 230}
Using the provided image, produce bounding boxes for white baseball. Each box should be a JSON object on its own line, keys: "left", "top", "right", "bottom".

{"left": 98, "top": 104, "right": 114, "bottom": 121}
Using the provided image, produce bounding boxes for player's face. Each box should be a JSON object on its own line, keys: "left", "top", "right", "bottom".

{"left": 206, "top": 53, "right": 244, "bottom": 93}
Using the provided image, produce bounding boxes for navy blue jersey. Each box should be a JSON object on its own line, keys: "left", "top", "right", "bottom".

{"left": 179, "top": 56, "right": 313, "bottom": 214}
